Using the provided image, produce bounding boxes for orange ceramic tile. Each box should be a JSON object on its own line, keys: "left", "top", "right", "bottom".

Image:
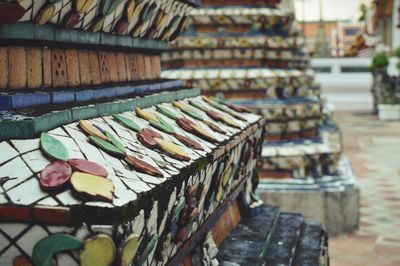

{"left": 78, "top": 50, "right": 91, "bottom": 85}
{"left": 26, "top": 47, "right": 43, "bottom": 89}
{"left": 124, "top": 54, "right": 132, "bottom": 81}
{"left": 151, "top": 55, "right": 161, "bottom": 79}
{"left": 116, "top": 52, "right": 127, "bottom": 82}
{"left": 0, "top": 206, "right": 30, "bottom": 222}
{"left": 144, "top": 55, "right": 152, "bottom": 80}
{"left": 136, "top": 54, "right": 146, "bottom": 80}
{"left": 8, "top": 46, "right": 26, "bottom": 89}
{"left": 50, "top": 49, "right": 68, "bottom": 87}
{"left": 98, "top": 52, "right": 110, "bottom": 83}
{"left": 229, "top": 200, "right": 242, "bottom": 228}
{"left": 0, "top": 47, "right": 8, "bottom": 89}
{"left": 43, "top": 47, "right": 52, "bottom": 88}
{"left": 65, "top": 49, "right": 81, "bottom": 87}
{"left": 33, "top": 206, "right": 70, "bottom": 225}
{"left": 88, "top": 50, "right": 101, "bottom": 85}
{"left": 107, "top": 52, "right": 118, "bottom": 83}
{"left": 126, "top": 54, "right": 140, "bottom": 81}
{"left": 211, "top": 209, "right": 234, "bottom": 247}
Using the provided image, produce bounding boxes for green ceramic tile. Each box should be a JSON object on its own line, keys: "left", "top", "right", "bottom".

{"left": 0, "top": 119, "right": 35, "bottom": 140}
{"left": 113, "top": 114, "right": 141, "bottom": 132}
{"left": 0, "top": 22, "right": 35, "bottom": 40}
{"left": 97, "top": 102, "right": 121, "bottom": 116}
{"left": 76, "top": 31, "right": 101, "bottom": 45}
{"left": 41, "top": 132, "right": 70, "bottom": 161}
{"left": 34, "top": 110, "right": 72, "bottom": 134}
{"left": 54, "top": 28, "right": 79, "bottom": 43}
{"left": 100, "top": 33, "right": 117, "bottom": 46}
{"left": 137, "top": 234, "right": 159, "bottom": 266}
{"left": 71, "top": 105, "right": 99, "bottom": 121}
{"left": 119, "top": 99, "right": 138, "bottom": 112}
{"left": 115, "top": 36, "right": 132, "bottom": 47}
{"left": 34, "top": 25, "right": 55, "bottom": 41}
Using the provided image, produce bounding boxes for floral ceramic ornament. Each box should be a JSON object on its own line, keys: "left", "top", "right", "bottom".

{"left": 70, "top": 172, "right": 114, "bottom": 202}
{"left": 75, "top": 0, "right": 95, "bottom": 13}
{"left": 40, "top": 161, "right": 72, "bottom": 190}
{"left": 89, "top": 136, "right": 126, "bottom": 157}
{"left": 40, "top": 133, "right": 69, "bottom": 161}
{"left": 32, "top": 234, "right": 82, "bottom": 266}
{"left": 120, "top": 234, "right": 140, "bottom": 266}
{"left": 202, "top": 96, "right": 246, "bottom": 121}
{"left": 113, "top": 114, "right": 141, "bottom": 132}
{"left": 35, "top": 3, "right": 57, "bottom": 26}
{"left": 80, "top": 234, "right": 116, "bottom": 266}
{"left": 176, "top": 118, "right": 218, "bottom": 143}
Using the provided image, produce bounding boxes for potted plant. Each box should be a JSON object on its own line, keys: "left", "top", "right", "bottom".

{"left": 371, "top": 52, "right": 400, "bottom": 120}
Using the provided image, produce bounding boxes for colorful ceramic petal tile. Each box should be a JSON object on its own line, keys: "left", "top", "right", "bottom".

{"left": 156, "top": 105, "right": 181, "bottom": 120}
{"left": 226, "top": 103, "right": 251, "bottom": 113}
{"left": 203, "top": 120, "right": 226, "bottom": 134}
{"left": 188, "top": 99, "right": 207, "bottom": 111}
{"left": 206, "top": 110, "right": 221, "bottom": 121}
{"left": 70, "top": 172, "right": 114, "bottom": 202}
{"left": 0, "top": 2, "right": 25, "bottom": 24}
{"left": 100, "top": 0, "right": 123, "bottom": 16}
{"left": 40, "top": 133, "right": 70, "bottom": 161}
{"left": 136, "top": 129, "right": 158, "bottom": 149}
{"left": 36, "top": 4, "right": 56, "bottom": 26}
{"left": 68, "top": 159, "right": 108, "bottom": 178}
{"left": 125, "top": 0, "right": 137, "bottom": 22}
{"left": 120, "top": 234, "right": 140, "bottom": 266}
{"left": 80, "top": 120, "right": 111, "bottom": 142}
{"left": 172, "top": 101, "right": 203, "bottom": 121}
{"left": 40, "top": 161, "right": 72, "bottom": 190}
{"left": 75, "top": 0, "right": 95, "bottom": 13}
{"left": 114, "top": 19, "right": 129, "bottom": 35}
{"left": 136, "top": 234, "right": 159, "bottom": 266}
{"left": 92, "top": 16, "right": 106, "bottom": 32}
{"left": 63, "top": 12, "right": 80, "bottom": 29}
{"left": 149, "top": 119, "right": 174, "bottom": 134}
{"left": 105, "top": 131, "right": 126, "bottom": 153}
{"left": 174, "top": 132, "right": 203, "bottom": 151}
{"left": 113, "top": 114, "right": 141, "bottom": 132}
{"left": 155, "top": 138, "right": 191, "bottom": 161}
{"left": 143, "top": 128, "right": 163, "bottom": 139}
{"left": 80, "top": 234, "right": 116, "bottom": 266}
{"left": 135, "top": 108, "right": 157, "bottom": 121}
{"left": 176, "top": 118, "right": 194, "bottom": 132}
{"left": 125, "top": 155, "right": 163, "bottom": 177}
{"left": 89, "top": 136, "right": 126, "bottom": 157}
{"left": 32, "top": 234, "right": 82, "bottom": 266}
{"left": 192, "top": 125, "right": 218, "bottom": 143}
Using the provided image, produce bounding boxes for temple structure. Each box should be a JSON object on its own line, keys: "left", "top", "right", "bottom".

{"left": 162, "top": 0, "right": 359, "bottom": 235}
{"left": 0, "top": 0, "right": 330, "bottom": 265}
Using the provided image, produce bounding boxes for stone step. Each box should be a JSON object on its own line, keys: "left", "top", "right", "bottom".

{"left": 292, "top": 221, "right": 329, "bottom": 266}
{"left": 264, "top": 212, "right": 304, "bottom": 266}
{"left": 217, "top": 205, "right": 329, "bottom": 266}
{"left": 217, "top": 205, "right": 280, "bottom": 265}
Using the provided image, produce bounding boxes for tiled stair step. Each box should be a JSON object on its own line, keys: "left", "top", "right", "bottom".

{"left": 292, "top": 221, "right": 328, "bottom": 266}
{"left": 264, "top": 212, "right": 304, "bottom": 266}
{"left": 217, "top": 205, "right": 280, "bottom": 266}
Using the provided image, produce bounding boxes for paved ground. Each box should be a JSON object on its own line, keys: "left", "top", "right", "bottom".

{"left": 329, "top": 110, "right": 400, "bottom": 266}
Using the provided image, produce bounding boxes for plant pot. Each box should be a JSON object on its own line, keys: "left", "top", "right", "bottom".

{"left": 378, "top": 104, "right": 400, "bottom": 121}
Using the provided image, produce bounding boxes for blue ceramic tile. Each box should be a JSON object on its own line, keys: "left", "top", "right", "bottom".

{"left": 11, "top": 93, "right": 51, "bottom": 109}
{"left": 93, "top": 88, "right": 117, "bottom": 100}
{"left": 51, "top": 91, "right": 75, "bottom": 104}
{"left": 0, "top": 95, "right": 11, "bottom": 111}
{"left": 75, "top": 90, "right": 95, "bottom": 102}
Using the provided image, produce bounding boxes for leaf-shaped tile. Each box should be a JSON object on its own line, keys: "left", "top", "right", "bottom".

{"left": 70, "top": 172, "right": 114, "bottom": 202}
{"left": 135, "top": 107, "right": 157, "bottom": 121}
{"left": 80, "top": 120, "right": 110, "bottom": 142}
{"left": 40, "top": 133, "right": 69, "bottom": 161}
{"left": 99, "top": 0, "right": 122, "bottom": 16}
{"left": 113, "top": 114, "right": 141, "bottom": 132}
{"left": 149, "top": 119, "right": 174, "bottom": 134}
{"left": 36, "top": 4, "right": 55, "bottom": 26}
{"left": 32, "top": 234, "right": 82, "bottom": 266}
{"left": 155, "top": 138, "right": 191, "bottom": 161}
{"left": 75, "top": 0, "right": 95, "bottom": 13}
{"left": 80, "top": 234, "right": 116, "bottom": 266}
{"left": 156, "top": 105, "right": 181, "bottom": 120}
{"left": 40, "top": 161, "right": 72, "bottom": 190}
{"left": 120, "top": 234, "right": 140, "bottom": 266}
{"left": 137, "top": 129, "right": 158, "bottom": 149}
{"left": 68, "top": 159, "right": 108, "bottom": 178}
{"left": 89, "top": 136, "right": 126, "bottom": 157}
{"left": 174, "top": 133, "right": 203, "bottom": 151}
{"left": 192, "top": 125, "right": 218, "bottom": 143}
{"left": 105, "top": 131, "right": 126, "bottom": 153}
{"left": 125, "top": 155, "right": 163, "bottom": 177}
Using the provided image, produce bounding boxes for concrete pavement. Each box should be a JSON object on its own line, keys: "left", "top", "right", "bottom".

{"left": 329, "top": 110, "right": 400, "bottom": 266}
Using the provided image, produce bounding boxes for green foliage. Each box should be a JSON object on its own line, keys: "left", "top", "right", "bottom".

{"left": 394, "top": 47, "right": 400, "bottom": 58}
{"left": 371, "top": 52, "right": 389, "bottom": 70}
